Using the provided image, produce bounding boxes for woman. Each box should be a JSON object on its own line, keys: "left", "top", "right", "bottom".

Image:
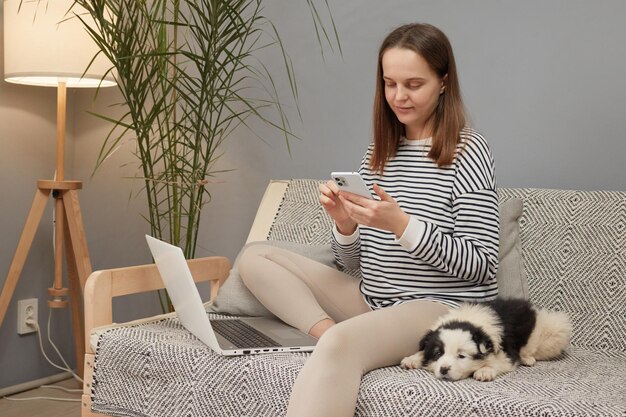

{"left": 238, "top": 23, "right": 499, "bottom": 416}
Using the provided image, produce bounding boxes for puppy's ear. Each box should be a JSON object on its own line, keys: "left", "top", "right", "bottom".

{"left": 474, "top": 333, "right": 496, "bottom": 355}
{"left": 418, "top": 330, "right": 436, "bottom": 352}
{"left": 478, "top": 339, "right": 494, "bottom": 354}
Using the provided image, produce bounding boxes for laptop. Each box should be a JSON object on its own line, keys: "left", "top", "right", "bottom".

{"left": 145, "top": 235, "right": 317, "bottom": 356}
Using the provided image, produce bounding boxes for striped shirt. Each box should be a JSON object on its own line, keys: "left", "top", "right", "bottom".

{"left": 331, "top": 128, "right": 499, "bottom": 309}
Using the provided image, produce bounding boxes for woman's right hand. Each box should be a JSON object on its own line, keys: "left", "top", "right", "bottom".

{"left": 319, "top": 180, "right": 357, "bottom": 235}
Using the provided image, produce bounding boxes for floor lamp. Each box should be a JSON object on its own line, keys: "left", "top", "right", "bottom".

{"left": 1, "top": 0, "right": 116, "bottom": 378}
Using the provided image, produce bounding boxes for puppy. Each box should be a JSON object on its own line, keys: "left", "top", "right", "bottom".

{"left": 400, "top": 298, "right": 572, "bottom": 382}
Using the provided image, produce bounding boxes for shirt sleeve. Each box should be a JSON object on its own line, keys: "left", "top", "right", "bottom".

{"left": 396, "top": 132, "right": 499, "bottom": 285}
{"left": 331, "top": 223, "right": 361, "bottom": 270}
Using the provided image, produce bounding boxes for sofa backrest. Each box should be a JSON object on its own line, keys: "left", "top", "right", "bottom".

{"left": 266, "top": 180, "right": 626, "bottom": 353}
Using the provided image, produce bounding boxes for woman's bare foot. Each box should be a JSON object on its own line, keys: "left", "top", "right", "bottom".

{"left": 309, "top": 318, "right": 336, "bottom": 339}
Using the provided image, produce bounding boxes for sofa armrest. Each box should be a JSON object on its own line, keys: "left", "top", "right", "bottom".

{"left": 83, "top": 256, "right": 230, "bottom": 355}
{"left": 246, "top": 180, "right": 290, "bottom": 243}
{"left": 82, "top": 257, "right": 229, "bottom": 417}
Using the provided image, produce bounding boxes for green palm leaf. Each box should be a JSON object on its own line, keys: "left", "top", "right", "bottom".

{"left": 73, "top": 0, "right": 340, "bottom": 310}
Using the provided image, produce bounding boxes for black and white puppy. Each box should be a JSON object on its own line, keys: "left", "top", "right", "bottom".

{"left": 400, "top": 298, "right": 572, "bottom": 382}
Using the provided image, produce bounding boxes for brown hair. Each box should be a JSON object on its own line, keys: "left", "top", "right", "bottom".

{"left": 371, "top": 23, "right": 466, "bottom": 173}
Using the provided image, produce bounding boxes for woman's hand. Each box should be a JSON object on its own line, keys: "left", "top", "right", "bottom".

{"left": 319, "top": 180, "right": 358, "bottom": 235}
{"left": 338, "top": 184, "right": 410, "bottom": 238}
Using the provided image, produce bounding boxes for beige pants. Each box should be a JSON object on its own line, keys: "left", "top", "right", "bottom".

{"left": 238, "top": 244, "right": 449, "bottom": 417}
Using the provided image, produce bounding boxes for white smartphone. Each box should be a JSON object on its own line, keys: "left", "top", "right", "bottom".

{"left": 331, "top": 172, "right": 373, "bottom": 199}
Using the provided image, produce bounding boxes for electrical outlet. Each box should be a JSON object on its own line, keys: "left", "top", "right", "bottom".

{"left": 17, "top": 298, "right": 38, "bottom": 335}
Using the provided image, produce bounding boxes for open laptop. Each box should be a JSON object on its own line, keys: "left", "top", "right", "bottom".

{"left": 146, "top": 235, "right": 317, "bottom": 356}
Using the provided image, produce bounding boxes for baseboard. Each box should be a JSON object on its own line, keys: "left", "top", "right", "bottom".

{"left": 0, "top": 371, "right": 73, "bottom": 397}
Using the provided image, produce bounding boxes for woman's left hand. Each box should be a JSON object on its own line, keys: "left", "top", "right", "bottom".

{"left": 338, "top": 184, "right": 410, "bottom": 239}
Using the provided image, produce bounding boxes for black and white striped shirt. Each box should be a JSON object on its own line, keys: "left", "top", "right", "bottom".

{"left": 332, "top": 128, "right": 499, "bottom": 309}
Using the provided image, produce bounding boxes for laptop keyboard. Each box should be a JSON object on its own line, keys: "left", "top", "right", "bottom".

{"left": 210, "top": 319, "right": 280, "bottom": 348}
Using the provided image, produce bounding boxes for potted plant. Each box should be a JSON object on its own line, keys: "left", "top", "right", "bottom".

{"left": 72, "top": 0, "right": 339, "bottom": 309}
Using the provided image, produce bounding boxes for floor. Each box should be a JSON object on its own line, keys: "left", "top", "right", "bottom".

{"left": 0, "top": 378, "right": 82, "bottom": 417}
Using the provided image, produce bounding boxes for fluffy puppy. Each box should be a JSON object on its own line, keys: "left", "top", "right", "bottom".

{"left": 400, "top": 298, "right": 572, "bottom": 382}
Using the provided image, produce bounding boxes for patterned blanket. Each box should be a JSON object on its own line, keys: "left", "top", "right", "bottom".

{"left": 92, "top": 314, "right": 626, "bottom": 416}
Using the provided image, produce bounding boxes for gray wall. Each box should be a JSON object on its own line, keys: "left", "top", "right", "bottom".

{"left": 2, "top": 0, "right": 626, "bottom": 388}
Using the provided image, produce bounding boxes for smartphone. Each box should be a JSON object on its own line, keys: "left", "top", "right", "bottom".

{"left": 331, "top": 172, "right": 374, "bottom": 199}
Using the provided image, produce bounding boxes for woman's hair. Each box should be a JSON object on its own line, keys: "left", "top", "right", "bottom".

{"left": 371, "top": 23, "right": 466, "bottom": 173}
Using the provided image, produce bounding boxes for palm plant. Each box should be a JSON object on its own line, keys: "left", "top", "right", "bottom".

{"left": 73, "top": 0, "right": 339, "bottom": 262}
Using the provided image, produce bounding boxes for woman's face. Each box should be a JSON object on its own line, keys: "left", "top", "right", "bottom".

{"left": 382, "top": 47, "right": 444, "bottom": 139}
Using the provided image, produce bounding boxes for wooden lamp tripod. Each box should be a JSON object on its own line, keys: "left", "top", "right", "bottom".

{"left": 1, "top": 0, "right": 116, "bottom": 378}
{"left": 0, "top": 82, "right": 92, "bottom": 376}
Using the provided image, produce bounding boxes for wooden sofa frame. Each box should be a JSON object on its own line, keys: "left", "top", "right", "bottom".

{"left": 80, "top": 256, "right": 231, "bottom": 417}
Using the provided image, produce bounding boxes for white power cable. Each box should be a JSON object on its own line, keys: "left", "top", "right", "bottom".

{"left": 45, "top": 310, "right": 83, "bottom": 384}
{"left": 46, "top": 173, "right": 80, "bottom": 383}
{"left": 30, "top": 316, "right": 83, "bottom": 383}
{"left": 3, "top": 395, "right": 80, "bottom": 403}
{"left": 40, "top": 385, "right": 83, "bottom": 393}
{"left": 3, "top": 310, "right": 84, "bottom": 403}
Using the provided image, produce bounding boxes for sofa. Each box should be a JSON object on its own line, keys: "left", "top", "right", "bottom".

{"left": 82, "top": 179, "right": 626, "bottom": 417}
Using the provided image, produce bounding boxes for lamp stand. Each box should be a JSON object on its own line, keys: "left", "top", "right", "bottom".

{"left": 0, "top": 82, "right": 90, "bottom": 378}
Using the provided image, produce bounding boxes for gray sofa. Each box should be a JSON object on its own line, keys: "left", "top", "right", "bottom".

{"left": 87, "top": 179, "right": 626, "bottom": 417}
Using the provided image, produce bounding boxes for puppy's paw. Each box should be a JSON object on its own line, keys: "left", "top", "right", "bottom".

{"left": 521, "top": 355, "right": 536, "bottom": 366}
{"left": 473, "top": 366, "right": 496, "bottom": 382}
{"left": 400, "top": 352, "right": 424, "bottom": 369}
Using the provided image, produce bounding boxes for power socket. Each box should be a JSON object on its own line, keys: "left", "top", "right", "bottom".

{"left": 17, "top": 298, "right": 38, "bottom": 335}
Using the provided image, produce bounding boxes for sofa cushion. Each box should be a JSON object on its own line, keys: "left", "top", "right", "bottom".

{"left": 497, "top": 198, "right": 529, "bottom": 299}
{"left": 210, "top": 179, "right": 528, "bottom": 317}
{"left": 208, "top": 241, "right": 336, "bottom": 318}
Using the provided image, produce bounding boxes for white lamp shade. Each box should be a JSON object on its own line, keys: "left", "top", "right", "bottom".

{"left": 3, "top": 0, "right": 116, "bottom": 88}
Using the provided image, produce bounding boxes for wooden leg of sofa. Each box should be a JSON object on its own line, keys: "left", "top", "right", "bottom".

{"left": 82, "top": 353, "right": 111, "bottom": 417}
{"left": 82, "top": 353, "right": 93, "bottom": 417}
{"left": 81, "top": 394, "right": 93, "bottom": 417}
{"left": 81, "top": 395, "right": 112, "bottom": 417}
